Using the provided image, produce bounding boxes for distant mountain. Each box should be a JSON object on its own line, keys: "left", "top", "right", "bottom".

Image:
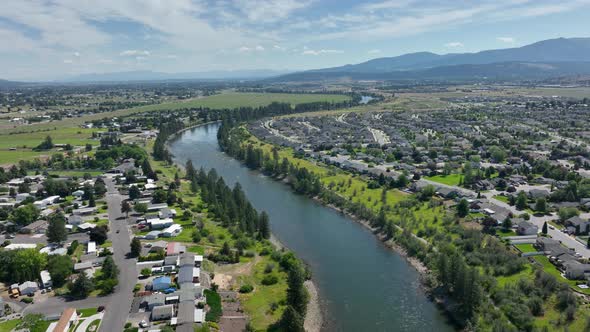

{"left": 63, "top": 69, "right": 291, "bottom": 83}
{"left": 274, "top": 61, "right": 590, "bottom": 82}
{"left": 0, "top": 79, "right": 28, "bottom": 88}
{"left": 274, "top": 37, "right": 590, "bottom": 82}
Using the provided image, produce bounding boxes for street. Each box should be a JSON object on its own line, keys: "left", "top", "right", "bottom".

{"left": 99, "top": 177, "right": 138, "bottom": 332}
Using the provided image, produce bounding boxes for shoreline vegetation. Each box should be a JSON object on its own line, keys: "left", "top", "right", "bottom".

{"left": 213, "top": 102, "right": 590, "bottom": 331}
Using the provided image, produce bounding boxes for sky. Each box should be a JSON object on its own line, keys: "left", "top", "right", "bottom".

{"left": 0, "top": 0, "right": 589, "bottom": 81}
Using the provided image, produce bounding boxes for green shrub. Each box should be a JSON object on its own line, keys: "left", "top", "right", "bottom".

{"left": 239, "top": 284, "right": 254, "bottom": 293}
{"left": 261, "top": 274, "right": 279, "bottom": 286}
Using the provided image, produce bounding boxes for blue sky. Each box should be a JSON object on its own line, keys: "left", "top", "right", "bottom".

{"left": 0, "top": 0, "right": 589, "bottom": 80}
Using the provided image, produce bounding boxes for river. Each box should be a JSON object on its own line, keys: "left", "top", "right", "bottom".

{"left": 169, "top": 122, "right": 453, "bottom": 332}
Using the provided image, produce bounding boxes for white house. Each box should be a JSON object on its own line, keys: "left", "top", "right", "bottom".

{"left": 161, "top": 224, "right": 182, "bottom": 238}
{"left": 18, "top": 281, "right": 39, "bottom": 295}
{"left": 151, "top": 304, "right": 174, "bottom": 321}
{"left": 149, "top": 218, "right": 174, "bottom": 230}
{"left": 16, "top": 193, "right": 31, "bottom": 202}
{"left": 40, "top": 270, "right": 52, "bottom": 288}
{"left": 87, "top": 241, "right": 97, "bottom": 255}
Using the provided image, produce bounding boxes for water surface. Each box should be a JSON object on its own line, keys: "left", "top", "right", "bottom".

{"left": 169, "top": 123, "right": 453, "bottom": 332}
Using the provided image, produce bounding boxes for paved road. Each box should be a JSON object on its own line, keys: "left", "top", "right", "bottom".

{"left": 21, "top": 295, "right": 111, "bottom": 316}
{"left": 482, "top": 190, "right": 590, "bottom": 258}
{"left": 99, "top": 177, "right": 137, "bottom": 332}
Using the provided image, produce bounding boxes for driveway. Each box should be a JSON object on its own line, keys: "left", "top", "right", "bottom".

{"left": 75, "top": 312, "right": 104, "bottom": 332}
{"left": 98, "top": 178, "right": 138, "bottom": 332}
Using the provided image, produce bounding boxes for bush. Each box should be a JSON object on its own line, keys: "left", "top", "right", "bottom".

{"left": 239, "top": 284, "right": 254, "bottom": 293}
{"left": 204, "top": 289, "right": 222, "bottom": 322}
{"left": 261, "top": 275, "right": 279, "bottom": 286}
{"left": 264, "top": 263, "right": 274, "bottom": 274}
{"left": 21, "top": 297, "right": 33, "bottom": 303}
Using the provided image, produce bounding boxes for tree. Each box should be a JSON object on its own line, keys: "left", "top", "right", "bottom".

{"left": 70, "top": 272, "right": 94, "bottom": 298}
{"left": 89, "top": 225, "right": 108, "bottom": 245}
{"left": 140, "top": 268, "right": 151, "bottom": 277}
{"left": 134, "top": 202, "right": 148, "bottom": 214}
{"left": 259, "top": 211, "right": 271, "bottom": 239}
{"left": 47, "top": 255, "right": 73, "bottom": 287}
{"left": 46, "top": 212, "right": 67, "bottom": 244}
{"left": 35, "top": 135, "right": 54, "bottom": 151}
{"left": 10, "top": 203, "right": 40, "bottom": 226}
{"left": 286, "top": 263, "right": 308, "bottom": 315}
{"left": 130, "top": 237, "right": 141, "bottom": 258}
{"left": 502, "top": 217, "right": 512, "bottom": 231}
{"left": 128, "top": 186, "right": 141, "bottom": 200}
{"left": 542, "top": 221, "right": 548, "bottom": 235}
{"left": 516, "top": 191, "right": 528, "bottom": 210}
{"left": 101, "top": 256, "right": 119, "bottom": 280}
{"left": 221, "top": 242, "right": 231, "bottom": 256}
{"left": 535, "top": 198, "right": 547, "bottom": 214}
{"left": 280, "top": 306, "right": 305, "bottom": 332}
{"left": 456, "top": 199, "right": 469, "bottom": 218}
{"left": 121, "top": 201, "right": 131, "bottom": 218}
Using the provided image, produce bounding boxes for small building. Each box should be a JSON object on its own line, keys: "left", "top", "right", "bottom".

{"left": 74, "top": 261, "right": 94, "bottom": 272}
{"left": 147, "top": 203, "right": 168, "bottom": 212}
{"left": 72, "top": 190, "right": 85, "bottom": 198}
{"left": 145, "top": 231, "right": 161, "bottom": 240}
{"left": 145, "top": 293, "right": 167, "bottom": 310}
{"left": 149, "top": 218, "right": 174, "bottom": 230}
{"left": 178, "top": 265, "right": 200, "bottom": 286}
{"left": 73, "top": 207, "right": 97, "bottom": 216}
{"left": 87, "top": 241, "right": 97, "bottom": 255}
{"left": 40, "top": 270, "right": 52, "bottom": 288}
{"left": 67, "top": 215, "right": 84, "bottom": 225}
{"left": 166, "top": 242, "right": 186, "bottom": 256}
{"left": 20, "top": 219, "right": 48, "bottom": 234}
{"left": 159, "top": 208, "right": 177, "bottom": 219}
{"left": 151, "top": 304, "right": 174, "bottom": 321}
{"left": 18, "top": 281, "right": 39, "bottom": 296}
{"left": 5, "top": 243, "right": 37, "bottom": 250}
{"left": 161, "top": 224, "right": 182, "bottom": 238}
{"left": 77, "top": 223, "right": 97, "bottom": 231}
{"left": 517, "top": 221, "right": 538, "bottom": 236}
{"left": 152, "top": 276, "right": 172, "bottom": 291}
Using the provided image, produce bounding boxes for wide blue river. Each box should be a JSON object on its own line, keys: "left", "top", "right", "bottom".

{"left": 169, "top": 122, "right": 453, "bottom": 331}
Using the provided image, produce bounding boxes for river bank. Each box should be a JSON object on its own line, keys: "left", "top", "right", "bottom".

{"left": 166, "top": 125, "right": 324, "bottom": 331}
{"left": 169, "top": 122, "right": 454, "bottom": 331}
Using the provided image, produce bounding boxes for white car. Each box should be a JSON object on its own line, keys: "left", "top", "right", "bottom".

{"left": 139, "top": 320, "right": 148, "bottom": 328}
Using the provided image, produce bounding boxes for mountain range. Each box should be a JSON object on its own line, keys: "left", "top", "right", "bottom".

{"left": 61, "top": 69, "right": 291, "bottom": 83}
{"left": 273, "top": 37, "right": 590, "bottom": 82}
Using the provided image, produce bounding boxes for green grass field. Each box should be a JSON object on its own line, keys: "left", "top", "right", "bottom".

{"left": 1, "top": 92, "right": 351, "bottom": 136}
{"left": 493, "top": 195, "right": 510, "bottom": 203}
{"left": 0, "top": 319, "right": 19, "bottom": 332}
{"left": 514, "top": 243, "right": 536, "bottom": 253}
{"left": 425, "top": 174, "right": 463, "bottom": 186}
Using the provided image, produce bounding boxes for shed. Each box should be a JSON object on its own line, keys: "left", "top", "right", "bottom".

{"left": 18, "top": 281, "right": 39, "bottom": 295}
{"left": 40, "top": 270, "right": 52, "bottom": 288}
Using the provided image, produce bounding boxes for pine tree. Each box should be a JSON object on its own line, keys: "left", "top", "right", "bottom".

{"left": 542, "top": 221, "right": 548, "bottom": 235}
{"left": 46, "top": 212, "right": 67, "bottom": 244}
{"left": 280, "top": 306, "right": 305, "bottom": 332}
{"left": 130, "top": 237, "right": 141, "bottom": 257}
{"left": 286, "top": 264, "right": 308, "bottom": 315}
{"left": 71, "top": 272, "right": 94, "bottom": 298}
{"left": 121, "top": 201, "right": 131, "bottom": 217}
{"left": 101, "top": 256, "right": 119, "bottom": 280}
{"left": 259, "top": 211, "right": 271, "bottom": 239}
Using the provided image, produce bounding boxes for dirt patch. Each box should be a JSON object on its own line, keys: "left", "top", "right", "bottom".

{"left": 212, "top": 273, "right": 233, "bottom": 290}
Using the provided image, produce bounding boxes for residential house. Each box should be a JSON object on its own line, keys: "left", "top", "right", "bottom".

{"left": 517, "top": 221, "right": 538, "bottom": 236}
{"left": 166, "top": 242, "right": 186, "bottom": 256}
{"left": 40, "top": 270, "right": 52, "bottom": 288}
{"left": 18, "top": 281, "right": 38, "bottom": 295}
{"left": 50, "top": 308, "right": 79, "bottom": 332}
{"left": 20, "top": 219, "right": 48, "bottom": 234}
{"left": 159, "top": 208, "right": 177, "bottom": 219}
{"left": 73, "top": 207, "right": 97, "bottom": 216}
{"left": 145, "top": 293, "right": 167, "bottom": 310}
{"left": 152, "top": 276, "right": 172, "bottom": 291}
{"left": 151, "top": 304, "right": 174, "bottom": 321}
{"left": 67, "top": 215, "right": 84, "bottom": 225}
{"left": 149, "top": 218, "right": 174, "bottom": 230}
{"left": 565, "top": 216, "right": 590, "bottom": 235}
{"left": 563, "top": 261, "right": 590, "bottom": 280}
{"left": 161, "top": 224, "right": 182, "bottom": 237}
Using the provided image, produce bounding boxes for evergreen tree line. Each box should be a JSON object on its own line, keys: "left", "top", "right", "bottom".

{"left": 185, "top": 161, "right": 270, "bottom": 239}
{"left": 153, "top": 119, "right": 185, "bottom": 163}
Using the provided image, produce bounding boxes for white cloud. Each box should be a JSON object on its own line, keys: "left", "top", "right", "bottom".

{"left": 302, "top": 49, "right": 344, "bottom": 56}
{"left": 497, "top": 36, "right": 515, "bottom": 43}
{"left": 368, "top": 49, "right": 381, "bottom": 54}
{"left": 73, "top": 52, "right": 81, "bottom": 57}
{"left": 444, "top": 42, "right": 464, "bottom": 48}
{"left": 63, "top": 59, "right": 73, "bottom": 64}
{"left": 233, "top": 0, "right": 312, "bottom": 23}
{"left": 238, "top": 45, "right": 265, "bottom": 53}
{"left": 120, "top": 50, "right": 151, "bottom": 56}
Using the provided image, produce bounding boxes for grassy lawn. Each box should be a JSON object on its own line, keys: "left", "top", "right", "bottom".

{"left": 0, "top": 320, "right": 19, "bottom": 332}
{"left": 78, "top": 307, "right": 98, "bottom": 317}
{"left": 496, "top": 264, "right": 534, "bottom": 288}
{"left": 498, "top": 229, "right": 517, "bottom": 237}
{"left": 424, "top": 174, "right": 463, "bottom": 186}
{"left": 514, "top": 243, "right": 536, "bottom": 253}
{"left": 187, "top": 245, "right": 205, "bottom": 254}
{"left": 85, "top": 319, "right": 101, "bottom": 332}
{"left": 239, "top": 256, "right": 288, "bottom": 330}
{"left": 493, "top": 195, "right": 509, "bottom": 203}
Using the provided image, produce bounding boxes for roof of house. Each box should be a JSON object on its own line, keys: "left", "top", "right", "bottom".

{"left": 53, "top": 308, "right": 77, "bottom": 332}
{"left": 153, "top": 276, "right": 171, "bottom": 286}
{"left": 19, "top": 281, "right": 38, "bottom": 291}
{"left": 152, "top": 304, "right": 174, "bottom": 317}
{"left": 177, "top": 301, "right": 194, "bottom": 325}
